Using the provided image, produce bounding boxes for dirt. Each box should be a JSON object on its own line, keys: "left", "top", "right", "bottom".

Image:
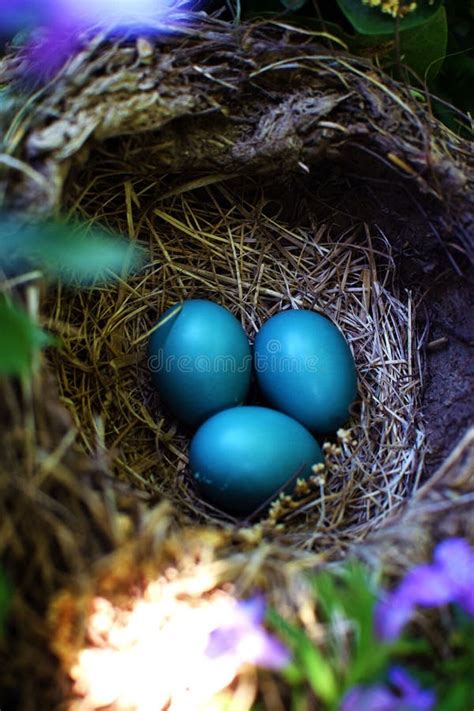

{"left": 421, "top": 272, "right": 474, "bottom": 472}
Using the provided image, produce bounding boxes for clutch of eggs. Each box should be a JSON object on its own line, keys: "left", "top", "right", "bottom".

{"left": 149, "top": 300, "right": 357, "bottom": 516}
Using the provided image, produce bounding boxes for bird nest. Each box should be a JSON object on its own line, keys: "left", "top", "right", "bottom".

{"left": 0, "top": 15, "right": 473, "bottom": 711}
{"left": 45, "top": 172, "right": 425, "bottom": 548}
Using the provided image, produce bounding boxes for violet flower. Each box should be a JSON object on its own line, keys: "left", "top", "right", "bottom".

{"left": 340, "top": 667, "right": 436, "bottom": 711}
{"left": 376, "top": 538, "right": 474, "bottom": 642}
{"left": 0, "top": 0, "right": 171, "bottom": 33}
{"left": 205, "top": 594, "right": 291, "bottom": 670}
{"left": 0, "top": 0, "right": 182, "bottom": 78}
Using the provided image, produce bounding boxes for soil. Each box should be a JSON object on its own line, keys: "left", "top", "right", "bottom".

{"left": 422, "top": 272, "right": 474, "bottom": 472}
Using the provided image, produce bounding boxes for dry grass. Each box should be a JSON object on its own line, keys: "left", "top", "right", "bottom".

{"left": 42, "top": 156, "right": 426, "bottom": 558}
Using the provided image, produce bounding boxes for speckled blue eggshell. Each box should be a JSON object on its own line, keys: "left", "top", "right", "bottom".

{"left": 254, "top": 310, "right": 357, "bottom": 434}
{"left": 189, "top": 406, "right": 324, "bottom": 516}
{"left": 148, "top": 300, "right": 252, "bottom": 428}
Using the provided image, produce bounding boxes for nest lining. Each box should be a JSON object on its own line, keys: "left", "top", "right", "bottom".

{"left": 42, "top": 156, "right": 425, "bottom": 555}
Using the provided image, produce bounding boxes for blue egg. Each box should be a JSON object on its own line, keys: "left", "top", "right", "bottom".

{"left": 189, "top": 406, "right": 324, "bottom": 516}
{"left": 254, "top": 310, "right": 357, "bottom": 433}
{"left": 149, "top": 300, "right": 252, "bottom": 428}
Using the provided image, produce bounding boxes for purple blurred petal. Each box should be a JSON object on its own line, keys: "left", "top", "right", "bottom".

{"left": 434, "top": 538, "right": 473, "bottom": 571}
{"left": 341, "top": 670, "right": 436, "bottom": 711}
{"left": 205, "top": 596, "right": 290, "bottom": 671}
{"left": 339, "top": 685, "right": 398, "bottom": 711}
{"left": 434, "top": 538, "right": 474, "bottom": 596}
{"left": 376, "top": 538, "right": 474, "bottom": 640}
{"left": 3, "top": 0, "right": 187, "bottom": 79}
{"left": 237, "top": 594, "right": 266, "bottom": 625}
{"left": 389, "top": 666, "right": 423, "bottom": 695}
{"left": 241, "top": 629, "right": 291, "bottom": 669}
{"left": 388, "top": 667, "right": 436, "bottom": 711}
{"left": 375, "top": 596, "right": 415, "bottom": 642}
{"left": 25, "top": 24, "right": 80, "bottom": 78}
{"left": 457, "top": 587, "right": 474, "bottom": 616}
{"left": 400, "top": 566, "right": 453, "bottom": 607}
{"left": 0, "top": 0, "right": 53, "bottom": 33}
{"left": 1, "top": 0, "right": 174, "bottom": 30}
{"left": 206, "top": 624, "right": 290, "bottom": 670}
{"left": 206, "top": 626, "right": 241, "bottom": 658}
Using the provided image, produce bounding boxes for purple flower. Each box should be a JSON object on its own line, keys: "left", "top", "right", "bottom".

{"left": 388, "top": 668, "right": 436, "bottom": 710}
{"left": 376, "top": 538, "right": 474, "bottom": 641}
{"left": 205, "top": 594, "right": 291, "bottom": 670}
{"left": 0, "top": 0, "right": 171, "bottom": 32}
{"left": 340, "top": 684, "right": 398, "bottom": 711}
{"left": 434, "top": 538, "right": 474, "bottom": 615}
{"left": 0, "top": 0, "right": 183, "bottom": 78}
{"left": 340, "top": 667, "right": 436, "bottom": 711}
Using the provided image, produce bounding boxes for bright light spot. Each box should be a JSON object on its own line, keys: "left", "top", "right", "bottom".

{"left": 70, "top": 585, "right": 262, "bottom": 710}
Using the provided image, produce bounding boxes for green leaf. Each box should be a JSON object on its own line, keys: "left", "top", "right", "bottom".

{"left": 397, "top": 5, "right": 447, "bottom": 80}
{"left": 0, "top": 566, "right": 10, "bottom": 637}
{"left": 282, "top": 662, "right": 306, "bottom": 685}
{"left": 439, "top": 53, "right": 474, "bottom": 115}
{"left": 267, "top": 608, "right": 340, "bottom": 705}
{"left": 435, "top": 680, "right": 474, "bottom": 711}
{"left": 290, "top": 687, "right": 310, "bottom": 711}
{"left": 0, "top": 298, "right": 53, "bottom": 378}
{"left": 0, "top": 217, "right": 145, "bottom": 285}
{"left": 300, "top": 638, "right": 339, "bottom": 704}
{"left": 312, "top": 561, "right": 378, "bottom": 628}
{"left": 311, "top": 561, "right": 392, "bottom": 687}
{"left": 336, "top": 0, "right": 443, "bottom": 36}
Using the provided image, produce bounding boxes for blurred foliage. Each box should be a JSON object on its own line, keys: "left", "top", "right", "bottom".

{"left": 395, "top": 612, "right": 474, "bottom": 711}
{"left": 0, "top": 296, "right": 53, "bottom": 377}
{"left": 266, "top": 558, "right": 474, "bottom": 710}
{"left": 0, "top": 216, "right": 144, "bottom": 378}
{"left": 311, "top": 561, "right": 392, "bottom": 688}
{"left": 268, "top": 607, "right": 339, "bottom": 706}
{"left": 396, "top": 5, "right": 447, "bottom": 81}
{"left": 0, "top": 217, "right": 144, "bottom": 285}
{"left": 267, "top": 561, "right": 396, "bottom": 709}
{"left": 431, "top": 0, "right": 474, "bottom": 134}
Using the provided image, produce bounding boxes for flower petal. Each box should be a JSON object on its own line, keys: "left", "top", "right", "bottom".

{"left": 339, "top": 685, "right": 398, "bottom": 711}
{"left": 434, "top": 538, "right": 474, "bottom": 597}
{"left": 25, "top": 24, "right": 80, "bottom": 78}
{"left": 206, "top": 626, "right": 241, "bottom": 659}
{"left": 375, "top": 596, "right": 415, "bottom": 641}
{"left": 400, "top": 565, "right": 454, "bottom": 607}
{"left": 237, "top": 594, "right": 266, "bottom": 625}
{"left": 457, "top": 587, "right": 474, "bottom": 617}
{"left": 388, "top": 666, "right": 436, "bottom": 711}
{"left": 205, "top": 596, "right": 290, "bottom": 670}
{"left": 238, "top": 628, "right": 291, "bottom": 669}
